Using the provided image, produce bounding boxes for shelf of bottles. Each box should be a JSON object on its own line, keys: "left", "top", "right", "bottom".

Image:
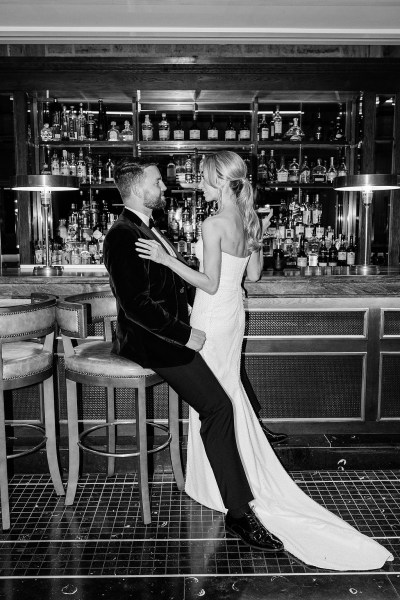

{"left": 30, "top": 94, "right": 362, "bottom": 269}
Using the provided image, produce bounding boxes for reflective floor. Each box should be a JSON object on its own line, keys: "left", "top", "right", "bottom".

{"left": 1, "top": 469, "right": 400, "bottom": 598}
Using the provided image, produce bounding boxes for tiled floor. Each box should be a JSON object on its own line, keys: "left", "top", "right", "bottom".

{"left": 1, "top": 470, "right": 400, "bottom": 598}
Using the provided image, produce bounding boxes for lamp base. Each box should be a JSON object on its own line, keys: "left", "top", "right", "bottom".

{"left": 355, "top": 264, "right": 379, "bottom": 275}
{"left": 33, "top": 265, "right": 64, "bottom": 277}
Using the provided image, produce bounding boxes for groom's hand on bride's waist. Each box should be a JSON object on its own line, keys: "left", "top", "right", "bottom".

{"left": 186, "top": 328, "right": 206, "bottom": 351}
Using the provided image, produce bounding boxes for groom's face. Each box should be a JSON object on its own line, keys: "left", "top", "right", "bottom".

{"left": 140, "top": 166, "right": 167, "bottom": 211}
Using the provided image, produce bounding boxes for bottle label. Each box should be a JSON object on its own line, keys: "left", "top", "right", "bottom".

{"left": 313, "top": 175, "right": 327, "bottom": 183}
{"left": 308, "top": 254, "right": 318, "bottom": 267}
{"left": 174, "top": 130, "right": 184, "bottom": 140}
{"left": 225, "top": 131, "right": 236, "bottom": 140}
{"left": 299, "top": 171, "right": 310, "bottom": 183}
{"left": 207, "top": 130, "right": 218, "bottom": 140}
{"left": 277, "top": 172, "right": 288, "bottom": 183}
{"left": 142, "top": 129, "right": 153, "bottom": 141}
{"left": 261, "top": 127, "right": 269, "bottom": 140}
{"left": 274, "top": 122, "right": 282, "bottom": 135}
{"left": 159, "top": 130, "right": 170, "bottom": 141}
{"left": 190, "top": 130, "right": 201, "bottom": 140}
{"left": 316, "top": 226, "right": 325, "bottom": 239}
{"left": 239, "top": 130, "right": 250, "bottom": 140}
{"left": 295, "top": 223, "right": 305, "bottom": 235}
{"left": 346, "top": 251, "right": 356, "bottom": 265}
{"left": 297, "top": 256, "right": 307, "bottom": 267}
{"left": 338, "top": 251, "right": 347, "bottom": 261}
{"left": 305, "top": 225, "right": 314, "bottom": 239}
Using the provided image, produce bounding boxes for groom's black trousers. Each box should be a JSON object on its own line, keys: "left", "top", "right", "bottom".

{"left": 153, "top": 352, "right": 254, "bottom": 511}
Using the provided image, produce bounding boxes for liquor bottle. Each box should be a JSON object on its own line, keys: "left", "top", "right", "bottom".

{"left": 61, "top": 105, "right": 69, "bottom": 142}
{"left": 257, "top": 150, "right": 268, "bottom": 183}
{"left": 318, "top": 236, "right": 329, "bottom": 266}
{"left": 158, "top": 113, "right": 170, "bottom": 141}
{"left": 311, "top": 108, "right": 324, "bottom": 142}
{"left": 51, "top": 151, "right": 60, "bottom": 175}
{"left": 312, "top": 158, "right": 327, "bottom": 184}
{"left": 302, "top": 193, "right": 311, "bottom": 224}
{"left": 96, "top": 156, "right": 103, "bottom": 183}
{"left": 121, "top": 120, "right": 133, "bottom": 141}
{"left": 356, "top": 92, "right": 364, "bottom": 174}
{"left": 167, "top": 155, "right": 176, "bottom": 184}
{"left": 42, "top": 95, "right": 51, "bottom": 129}
{"left": 326, "top": 156, "right": 337, "bottom": 184}
{"left": 299, "top": 156, "right": 311, "bottom": 184}
{"left": 284, "top": 117, "right": 304, "bottom": 142}
{"left": 97, "top": 98, "right": 107, "bottom": 141}
{"left": 337, "top": 154, "right": 347, "bottom": 177}
{"left": 346, "top": 235, "right": 356, "bottom": 266}
{"left": 207, "top": 114, "right": 218, "bottom": 141}
{"left": 177, "top": 227, "right": 187, "bottom": 255}
{"left": 267, "top": 149, "right": 277, "bottom": 184}
{"left": 189, "top": 113, "right": 201, "bottom": 140}
{"left": 76, "top": 148, "right": 87, "bottom": 182}
{"left": 238, "top": 115, "right": 251, "bottom": 141}
{"left": 328, "top": 241, "right": 338, "bottom": 266}
{"left": 107, "top": 121, "right": 120, "bottom": 141}
{"left": 337, "top": 234, "right": 347, "bottom": 266}
{"left": 86, "top": 148, "right": 94, "bottom": 185}
{"left": 68, "top": 106, "right": 78, "bottom": 141}
{"left": 173, "top": 113, "right": 185, "bottom": 141}
{"left": 288, "top": 157, "right": 299, "bottom": 183}
{"left": 308, "top": 228, "right": 319, "bottom": 267}
{"left": 67, "top": 152, "right": 76, "bottom": 177}
{"left": 330, "top": 103, "right": 345, "bottom": 142}
{"left": 60, "top": 149, "right": 70, "bottom": 176}
{"left": 312, "top": 194, "right": 322, "bottom": 225}
{"left": 277, "top": 156, "right": 288, "bottom": 183}
{"left": 225, "top": 117, "right": 236, "bottom": 141}
{"left": 297, "top": 235, "right": 308, "bottom": 268}
{"left": 86, "top": 112, "right": 96, "bottom": 141}
{"left": 76, "top": 103, "right": 87, "bottom": 141}
{"left": 40, "top": 149, "right": 51, "bottom": 175}
{"left": 273, "top": 244, "right": 285, "bottom": 271}
{"left": 51, "top": 98, "right": 61, "bottom": 141}
{"left": 273, "top": 105, "right": 283, "bottom": 141}
{"left": 295, "top": 214, "right": 305, "bottom": 238}
{"left": 184, "top": 155, "right": 193, "bottom": 183}
{"left": 315, "top": 217, "right": 325, "bottom": 240}
{"left": 142, "top": 114, "right": 154, "bottom": 141}
{"left": 89, "top": 199, "right": 99, "bottom": 229}
{"left": 105, "top": 156, "right": 115, "bottom": 182}
{"left": 40, "top": 123, "right": 53, "bottom": 142}
{"left": 269, "top": 111, "right": 275, "bottom": 140}
{"left": 258, "top": 115, "right": 269, "bottom": 141}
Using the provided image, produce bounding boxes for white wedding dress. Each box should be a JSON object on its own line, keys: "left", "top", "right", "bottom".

{"left": 185, "top": 238, "right": 393, "bottom": 571}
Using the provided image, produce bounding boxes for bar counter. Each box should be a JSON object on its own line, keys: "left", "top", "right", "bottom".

{"left": 2, "top": 266, "right": 400, "bottom": 435}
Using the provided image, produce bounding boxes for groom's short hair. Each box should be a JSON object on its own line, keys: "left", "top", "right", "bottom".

{"left": 114, "top": 157, "right": 158, "bottom": 201}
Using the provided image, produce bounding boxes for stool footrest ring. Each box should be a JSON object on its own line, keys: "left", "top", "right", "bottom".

{"left": 6, "top": 423, "right": 46, "bottom": 460}
{"left": 77, "top": 420, "right": 172, "bottom": 458}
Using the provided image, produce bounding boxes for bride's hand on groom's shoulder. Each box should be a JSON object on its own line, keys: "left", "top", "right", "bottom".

{"left": 186, "top": 328, "right": 206, "bottom": 351}
{"left": 135, "top": 238, "right": 168, "bottom": 265}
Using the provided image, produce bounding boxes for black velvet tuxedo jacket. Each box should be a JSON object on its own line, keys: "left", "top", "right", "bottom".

{"left": 103, "top": 208, "right": 196, "bottom": 368}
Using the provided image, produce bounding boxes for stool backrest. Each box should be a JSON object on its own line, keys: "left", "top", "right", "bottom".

{"left": 0, "top": 295, "right": 56, "bottom": 342}
{"left": 56, "top": 291, "right": 117, "bottom": 341}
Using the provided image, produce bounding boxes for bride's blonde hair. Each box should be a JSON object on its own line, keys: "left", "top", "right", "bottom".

{"left": 202, "top": 151, "right": 261, "bottom": 252}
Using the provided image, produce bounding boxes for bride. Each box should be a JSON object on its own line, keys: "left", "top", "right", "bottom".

{"left": 135, "top": 150, "right": 393, "bottom": 571}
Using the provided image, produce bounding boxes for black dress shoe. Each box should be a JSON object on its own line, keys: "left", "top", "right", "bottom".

{"left": 225, "top": 508, "right": 284, "bottom": 552}
{"left": 259, "top": 422, "right": 288, "bottom": 445}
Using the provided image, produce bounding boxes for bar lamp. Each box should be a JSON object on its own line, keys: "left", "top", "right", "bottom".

{"left": 335, "top": 174, "right": 400, "bottom": 272}
{"left": 12, "top": 174, "right": 80, "bottom": 276}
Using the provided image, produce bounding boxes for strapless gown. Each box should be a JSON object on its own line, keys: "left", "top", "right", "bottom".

{"left": 185, "top": 238, "right": 393, "bottom": 571}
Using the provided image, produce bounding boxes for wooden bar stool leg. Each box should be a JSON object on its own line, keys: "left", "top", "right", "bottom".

{"left": 136, "top": 382, "right": 151, "bottom": 524}
{"left": 42, "top": 378, "right": 65, "bottom": 496}
{"left": 168, "top": 386, "right": 184, "bottom": 491}
{"left": 65, "top": 379, "right": 80, "bottom": 506}
{"left": 0, "top": 389, "right": 10, "bottom": 530}
{"left": 106, "top": 385, "right": 116, "bottom": 478}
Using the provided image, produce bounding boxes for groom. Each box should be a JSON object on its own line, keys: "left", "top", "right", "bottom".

{"left": 103, "top": 158, "right": 283, "bottom": 552}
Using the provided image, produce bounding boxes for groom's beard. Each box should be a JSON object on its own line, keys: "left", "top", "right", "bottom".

{"left": 143, "top": 191, "right": 166, "bottom": 210}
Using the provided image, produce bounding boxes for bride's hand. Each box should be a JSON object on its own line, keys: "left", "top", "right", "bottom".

{"left": 135, "top": 238, "right": 169, "bottom": 265}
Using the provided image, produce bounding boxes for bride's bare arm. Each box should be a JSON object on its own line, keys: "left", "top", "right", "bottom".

{"left": 135, "top": 218, "right": 222, "bottom": 295}
{"left": 246, "top": 247, "right": 263, "bottom": 282}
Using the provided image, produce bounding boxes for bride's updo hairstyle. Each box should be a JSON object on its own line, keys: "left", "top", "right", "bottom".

{"left": 202, "top": 151, "right": 261, "bottom": 252}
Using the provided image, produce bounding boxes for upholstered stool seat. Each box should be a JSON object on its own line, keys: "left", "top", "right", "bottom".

{"left": 0, "top": 295, "right": 65, "bottom": 530}
{"left": 56, "top": 291, "right": 184, "bottom": 524}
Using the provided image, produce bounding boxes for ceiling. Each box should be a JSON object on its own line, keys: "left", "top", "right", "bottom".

{"left": 1, "top": 0, "right": 400, "bottom": 44}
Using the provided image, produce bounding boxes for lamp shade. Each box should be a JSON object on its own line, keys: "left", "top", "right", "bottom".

{"left": 335, "top": 174, "right": 400, "bottom": 192}
{"left": 11, "top": 174, "right": 80, "bottom": 192}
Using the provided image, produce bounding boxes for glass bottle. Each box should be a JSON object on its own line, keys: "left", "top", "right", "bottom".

{"left": 142, "top": 114, "right": 154, "bottom": 141}
{"left": 68, "top": 105, "right": 78, "bottom": 141}
{"left": 302, "top": 194, "right": 311, "bottom": 225}
{"left": 277, "top": 156, "right": 288, "bottom": 183}
{"left": 189, "top": 113, "right": 201, "bottom": 140}
{"left": 312, "top": 158, "right": 327, "bottom": 183}
{"left": 207, "top": 114, "right": 218, "bottom": 140}
{"left": 346, "top": 235, "right": 356, "bottom": 266}
{"left": 267, "top": 149, "right": 277, "bottom": 184}
{"left": 238, "top": 115, "right": 251, "bottom": 141}
{"left": 311, "top": 108, "right": 324, "bottom": 142}
{"left": 167, "top": 155, "right": 176, "bottom": 184}
{"left": 285, "top": 117, "right": 304, "bottom": 142}
{"left": 184, "top": 155, "right": 194, "bottom": 183}
{"left": 174, "top": 113, "right": 185, "bottom": 141}
{"left": 40, "top": 123, "right": 53, "bottom": 142}
{"left": 273, "top": 105, "right": 283, "bottom": 141}
{"left": 257, "top": 150, "right": 268, "bottom": 183}
{"left": 158, "top": 112, "right": 170, "bottom": 141}
{"left": 86, "top": 112, "right": 96, "bottom": 141}
{"left": 288, "top": 157, "right": 299, "bottom": 183}
{"left": 326, "top": 156, "right": 337, "bottom": 184}
{"left": 60, "top": 149, "right": 70, "bottom": 176}
{"left": 61, "top": 105, "right": 69, "bottom": 142}
{"left": 318, "top": 236, "right": 329, "bottom": 266}
{"left": 337, "top": 154, "right": 348, "bottom": 177}
{"left": 330, "top": 103, "right": 345, "bottom": 142}
{"left": 51, "top": 151, "right": 60, "bottom": 175}
{"left": 86, "top": 148, "right": 94, "bottom": 185}
{"left": 337, "top": 234, "right": 347, "bottom": 266}
{"left": 42, "top": 96, "right": 51, "bottom": 129}
{"left": 105, "top": 156, "right": 115, "bottom": 182}
{"left": 297, "top": 235, "right": 308, "bottom": 268}
{"left": 225, "top": 117, "right": 236, "bottom": 141}
{"left": 328, "top": 241, "right": 338, "bottom": 266}
{"left": 68, "top": 152, "right": 76, "bottom": 177}
{"left": 121, "top": 120, "right": 134, "bottom": 141}
{"left": 308, "top": 228, "right": 319, "bottom": 267}
{"left": 77, "top": 103, "right": 87, "bottom": 141}
{"left": 77, "top": 148, "right": 87, "bottom": 182}
{"left": 312, "top": 194, "right": 322, "bottom": 225}
{"left": 258, "top": 114, "right": 269, "bottom": 141}
{"left": 97, "top": 98, "right": 107, "bottom": 141}
{"left": 51, "top": 98, "right": 61, "bottom": 141}
{"left": 107, "top": 121, "right": 120, "bottom": 141}
{"left": 299, "top": 156, "right": 311, "bottom": 184}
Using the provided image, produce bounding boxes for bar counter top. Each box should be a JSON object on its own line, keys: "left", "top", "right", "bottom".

{"left": 0, "top": 265, "right": 399, "bottom": 298}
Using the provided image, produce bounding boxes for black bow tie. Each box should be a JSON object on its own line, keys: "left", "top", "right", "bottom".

{"left": 149, "top": 218, "right": 155, "bottom": 229}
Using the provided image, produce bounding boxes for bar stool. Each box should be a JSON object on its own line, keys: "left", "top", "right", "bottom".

{"left": 56, "top": 291, "right": 184, "bottom": 524}
{"left": 0, "top": 294, "right": 65, "bottom": 530}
